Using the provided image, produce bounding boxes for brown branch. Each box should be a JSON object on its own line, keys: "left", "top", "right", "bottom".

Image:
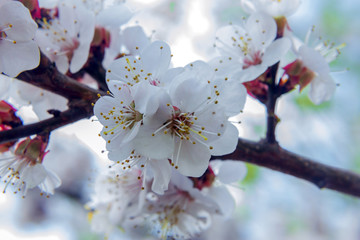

{"left": 0, "top": 100, "right": 94, "bottom": 144}
{"left": 215, "top": 138, "right": 360, "bottom": 198}
{"left": 4, "top": 51, "right": 360, "bottom": 199}
{"left": 16, "top": 52, "right": 102, "bottom": 101}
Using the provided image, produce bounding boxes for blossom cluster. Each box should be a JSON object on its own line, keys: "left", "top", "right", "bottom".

{"left": 94, "top": 40, "right": 246, "bottom": 192}
{"left": 0, "top": 0, "right": 347, "bottom": 239}
{"left": 88, "top": 160, "right": 246, "bottom": 239}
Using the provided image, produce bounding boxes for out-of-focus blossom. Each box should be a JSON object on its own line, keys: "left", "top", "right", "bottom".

{"left": 0, "top": 0, "right": 40, "bottom": 77}
{"left": 240, "top": 0, "right": 302, "bottom": 17}
{"left": 283, "top": 28, "right": 345, "bottom": 104}
{"left": 0, "top": 136, "right": 61, "bottom": 197}
{"left": 36, "top": 0, "right": 95, "bottom": 74}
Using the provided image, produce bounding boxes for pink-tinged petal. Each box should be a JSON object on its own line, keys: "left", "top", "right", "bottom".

{"left": 309, "top": 74, "right": 336, "bottom": 105}
{"left": 0, "top": 41, "right": 39, "bottom": 77}
{"left": 107, "top": 56, "right": 145, "bottom": 85}
{"left": 246, "top": 12, "right": 276, "bottom": 48}
{"left": 176, "top": 140, "right": 210, "bottom": 177}
{"left": 210, "top": 160, "right": 247, "bottom": 184}
{"left": 96, "top": 4, "right": 133, "bottom": 27}
{"left": 299, "top": 45, "right": 330, "bottom": 74}
{"left": 206, "top": 185, "right": 235, "bottom": 217}
{"left": 141, "top": 41, "right": 171, "bottom": 79}
{"left": 21, "top": 164, "right": 47, "bottom": 189}
{"left": 121, "top": 26, "right": 150, "bottom": 54}
{"left": 210, "top": 123, "right": 239, "bottom": 156}
{"left": 70, "top": 43, "right": 91, "bottom": 73}
{"left": 262, "top": 37, "right": 291, "bottom": 66}
{"left": 148, "top": 159, "right": 172, "bottom": 195}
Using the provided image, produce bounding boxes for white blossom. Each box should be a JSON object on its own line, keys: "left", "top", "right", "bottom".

{"left": 0, "top": 138, "right": 61, "bottom": 197}
{"left": 0, "top": 0, "right": 40, "bottom": 77}
{"left": 215, "top": 12, "right": 291, "bottom": 82}
{"left": 36, "top": 0, "right": 95, "bottom": 74}
{"left": 287, "top": 27, "right": 345, "bottom": 104}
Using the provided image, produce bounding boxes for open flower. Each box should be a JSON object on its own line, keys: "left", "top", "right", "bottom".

{"left": 284, "top": 28, "right": 345, "bottom": 104}
{"left": 87, "top": 166, "right": 146, "bottom": 235}
{"left": 36, "top": 0, "right": 95, "bottom": 73}
{"left": 0, "top": 0, "right": 40, "bottom": 77}
{"left": 215, "top": 12, "right": 290, "bottom": 82}
{"left": 0, "top": 136, "right": 61, "bottom": 197}
{"left": 144, "top": 172, "right": 220, "bottom": 240}
{"left": 134, "top": 69, "right": 239, "bottom": 177}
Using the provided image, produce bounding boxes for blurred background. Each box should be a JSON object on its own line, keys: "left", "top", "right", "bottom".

{"left": 1, "top": 0, "right": 360, "bottom": 239}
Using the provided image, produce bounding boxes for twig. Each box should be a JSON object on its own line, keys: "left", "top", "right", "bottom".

{"left": 214, "top": 138, "right": 360, "bottom": 198}
{"left": 0, "top": 104, "right": 93, "bottom": 144}
{"left": 16, "top": 53, "right": 102, "bottom": 100}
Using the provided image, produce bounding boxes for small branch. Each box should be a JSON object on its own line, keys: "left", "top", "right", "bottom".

{"left": 265, "top": 62, "right": 280, "bottom": 144}
{"left": 215, "top": 138, "right": 360, "bottom": 198}
{"left": 0, "top": 102, "right": 93, "bottom": 144}
{"left": 17, "top": 52, "right": 103, "bottom": 101}
{"left": 84, "top": 46, "right": 108, "bottom": 91}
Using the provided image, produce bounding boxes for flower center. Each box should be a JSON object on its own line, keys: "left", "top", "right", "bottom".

{"left": 103, "top": 101, "right": 143, "bottom": 135}
{"left": 154, "top": 106, "right": 208, "bottom": 142}
{"left": 40, "top": 18, "right": 80, "bottom": 59}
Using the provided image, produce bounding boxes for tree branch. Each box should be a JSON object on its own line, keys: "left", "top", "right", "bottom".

{"left": 215, "top": 138, "right": 360, "bottom": 198}
{"left": 16, "top": 52, "right": 102, "bottom": 101}
{"left": 0, "top": 103, "right": 93, "bottom": 144}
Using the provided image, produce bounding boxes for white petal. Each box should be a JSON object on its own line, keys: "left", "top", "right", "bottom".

{"left": 216, "top": 79, "right": 247, "bottom": 117}
{"left": 210, "top": 160, "right": 247, "bottom": 184}
{"left": 0, "top": 1, "right": 37, "bottom": 40}
{"left": 299, "top": 45, "right": 330, "bottom": 74}
{"left": 210, "top": 123, "right": 239, "bottom": 156}
{"left": 96, "top": 4, "right": 133, "bottom": 27}
{"left": 38, "top": 169, "right": 62, "bottom": 195}
{"left": 206, "top": 186, "right": 235, "bottom": 217}
{"left": 309, "top": 74, "right": 336, "bottom": 105}
{"left": 107, "top": 56, "right": 145, "bottom": 85}
{"left": 176, "top": 140, "right": 210, "bottom": 177}
{"left": 149, "top": 159, "right": 172, "bottom": 195}
{"left": 141, "top": 41, "right": 171, "bottom": 79}
{"left": 21, "top": 164, "right": 47, "bottom": 189}
{"left": 70, "top": 43, "right": 91, "bottom": 73}
{"left": 122, "top": 26, "right": 150, "bottom": 54}
{"left": 246, "top": 12, "right": 276, "bottom": 48}
{"left": 0, "top": 41, "right": 39, "bottom": 77}
{"left": 262, "top": 37, "right": 291, "bottom": 66}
